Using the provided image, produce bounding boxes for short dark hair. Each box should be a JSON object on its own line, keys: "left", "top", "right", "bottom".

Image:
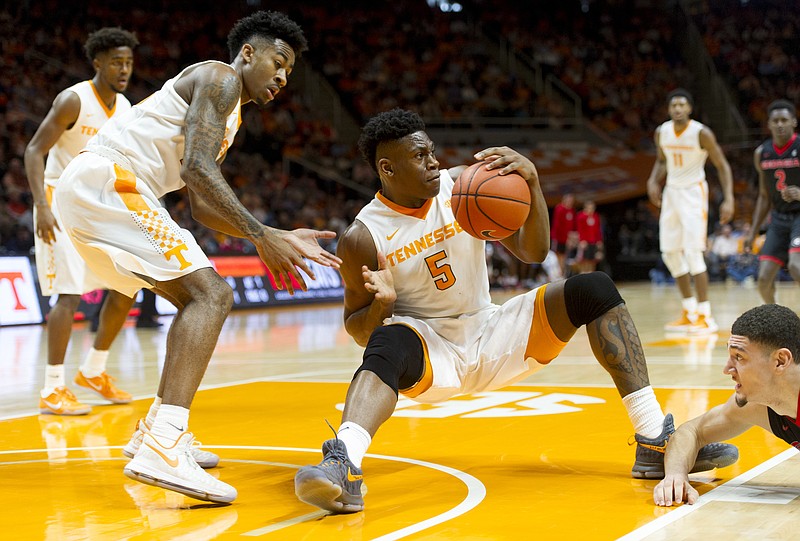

{"left": 731, "top": 304, "right": 800, "bottom": 364}
{"left": 767, "top": 99, "right": 797, "bottom": 118}
{"left": 358, "top": 109, "right": 426, "bottom": 172}
{"left": 227, "top": 11, "right": 308, "bottom": 62}
{"left": 667, "top": 88, "right": 693, "bottom": 108}
{"left": 84, "top": 27, "right": 138, "bottom": 62}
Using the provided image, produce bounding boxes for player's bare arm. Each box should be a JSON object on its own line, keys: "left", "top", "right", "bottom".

{"left": 338, "top": 221, "right": 395, "bottom": 347}
{"left": 700, "top": 127, "right": 734, "bottom": 224}
{"left": 474, "top": 147, "right": 550, "bottom": 263}
{"left": 654, "top": 396, "right": 762, "bottom": 507}
{"left": 746, "top": 145, "right": 771, "bottom": 251}
{"left": 23, "top": 90, "right": 81, "bottom": 243}
{"left": 646, "top": 131, "right": 667, "bottom": 208}
{"left": 178, "top": 64, "right": 335, "bottom": 293}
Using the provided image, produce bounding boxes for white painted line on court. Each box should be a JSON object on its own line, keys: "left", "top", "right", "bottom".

{"left": 0, "top": 443, "right": 486, "bottom": 540}
{"left": 617, "top": 447, "right": 799, "bottom": 541}
{"left": 242, "top": 510, "right": 328, "bottom": 536}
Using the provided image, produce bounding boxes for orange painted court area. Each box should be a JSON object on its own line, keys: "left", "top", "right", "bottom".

{"left": 0, "top": 381, "right": 792, "bottom": 540}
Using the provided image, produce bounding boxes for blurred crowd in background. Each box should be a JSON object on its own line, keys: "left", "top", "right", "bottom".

{"left": 1, "top": 0, "right": 797, "bottom": 287}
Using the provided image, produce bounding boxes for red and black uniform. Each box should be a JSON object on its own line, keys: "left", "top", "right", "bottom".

{"left": 758, "top": 133, "right": 800, "bottom": 265}
{"left": 766, "top": 390, "right": 800, "bottom": 450}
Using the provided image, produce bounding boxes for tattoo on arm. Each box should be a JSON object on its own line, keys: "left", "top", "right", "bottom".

{"left": 182, "top": 74, "right": 263, "bottom": 238}
{"left": 586, "top": 305, "right": 651, "bottom": 396}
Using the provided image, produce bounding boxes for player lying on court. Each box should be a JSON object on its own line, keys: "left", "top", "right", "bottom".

{"left": 294, "top": 108, "right": 738, "bottom": 513}
{"left": 654, "top": 304, "right": 800, "bottom": 507}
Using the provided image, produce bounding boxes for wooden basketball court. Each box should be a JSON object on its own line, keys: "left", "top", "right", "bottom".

{"left": 1, "top": 282, "right": 798, "bottom": 539}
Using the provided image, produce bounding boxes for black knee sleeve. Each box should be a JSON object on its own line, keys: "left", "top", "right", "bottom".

{"left": 563, "top": 272, "right": 624, "bottom": 327}
{"left": 355, "top": 325, "right": 425, "bottom": 396}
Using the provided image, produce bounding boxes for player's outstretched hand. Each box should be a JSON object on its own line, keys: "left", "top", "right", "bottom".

{"left": 653, "top": 474, "right": 699, "bottom": 507}
{"left": 474, "top": 147, "right": 538, "bottom": 182}
{"left": 253, "top": 228, "right": 340, "bottom": 296}
{"left": 283, "top": 228, "right": 342, "bottom": 269}
{"left": 362, "top": 250, "right": 397, "bottom": 305}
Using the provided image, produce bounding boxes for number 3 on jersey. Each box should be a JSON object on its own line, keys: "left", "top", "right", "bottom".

{"left": 425, "top": 250, "right": 456, "bottom": 290}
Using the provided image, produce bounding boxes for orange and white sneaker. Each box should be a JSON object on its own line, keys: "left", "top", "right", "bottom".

{"left": 74, "top": 371, "right": 132, "bottom": 404}
{"left": 688, "top": 314, "right": 719, "bottom": 335}
{"left": 664, "top": 310, "right": 696, "bottom": 333}
{"left": 124, "top": 432, "right": 236, "bottom": 503}
{"left": 39, "top": 386, "right": 92, "bottom": 416}
{"left": 123, "top": 418, "right": 220, "bottom": 469}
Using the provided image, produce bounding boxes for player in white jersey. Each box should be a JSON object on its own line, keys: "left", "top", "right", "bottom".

{"left": 646, "top": 89, "right": 734, "bottom": 335}
{"left": 294, "top": 109, "right": 738, "bottom": 514}
{"left": 54, "top": 10, "right": 340, "bottom": 504}
{"left": 24, "top": 28, "right": 139, "bottom": 415}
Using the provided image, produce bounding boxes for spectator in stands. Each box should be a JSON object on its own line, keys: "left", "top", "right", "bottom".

{"left": 550, "top": 193, "right": 577, "bottom": 277}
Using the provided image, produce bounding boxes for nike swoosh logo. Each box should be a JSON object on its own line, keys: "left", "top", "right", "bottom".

{"left": 347, "top": 468, "right": 363, "bottom": 482}
{"left": 42, "top": 399, "right": 63, "bottom": 411}
{"left": 481, "top": 230, "right": 498, "bottom": 239}
{"left": 167, "top": 422, "right": 186, "bottom": 432}
{"left": 638, "top": 442, "right": 668, "bottom": 453}
{"left": 386, "top": 228, "right": 400, "bottom": 241}
{"left": 85, "top": 379, "right": 105, "bottom": 392}
{"left": 145, "top": 442, "right": 180, "bottom": 467}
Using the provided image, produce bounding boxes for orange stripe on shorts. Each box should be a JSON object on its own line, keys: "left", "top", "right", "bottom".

{"left": 397, "top": 324, "right": 434, "bottom": 399}
{"left": 113, "top": 164, "right": 150, "bottom": 212}
{"left": 525, "top": 285, "right": 568, "bottom": 364}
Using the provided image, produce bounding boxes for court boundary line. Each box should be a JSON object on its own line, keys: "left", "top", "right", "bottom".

{"left": 617, "top": 447, "right": 799, "bottom": 540}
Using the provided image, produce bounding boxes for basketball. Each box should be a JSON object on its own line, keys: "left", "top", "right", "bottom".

{"left": 451, "top": 162, "right": 531, "bottom": 240}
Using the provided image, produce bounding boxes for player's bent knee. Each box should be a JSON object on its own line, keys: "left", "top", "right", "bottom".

{"left": 661, "top": 251, "right": 688, "bottom": 277}
{"left": 357, "top": 324, "right": 424, "bottom": 396}
{"left": 685, "top": 250, "right": 707, "bottom": 275}
{"left": 563, "top": 272, "right": 624, "bottom": 327}
{"left": 55, "top": 294, "right": 82, "bottom": 311}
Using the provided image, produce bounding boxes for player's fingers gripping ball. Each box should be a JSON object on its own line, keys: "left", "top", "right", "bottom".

{"left": 451, "top": 162, "right": 531, "bottom": 240}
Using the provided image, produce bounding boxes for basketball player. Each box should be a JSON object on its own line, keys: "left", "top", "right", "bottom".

{"left": 646, "top": 89, "right": 734, "bottom": 334}
{"left": 744, "top": 100, "right": 800, "bottom": 304}
{"left": 654, "top": 303, "right": 800, "bottom": 506}
{"left": 53, "top": 11, "right": 341, "bottom": 503}
{"left": 24, "top": 28, "right": 139, "bottom": 415}
{"left": 294, "top": 109, "right": 737, "bottom": 514}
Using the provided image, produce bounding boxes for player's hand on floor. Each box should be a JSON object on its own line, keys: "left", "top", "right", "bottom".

{"left": 474, "top": 147, "right": 538, "bottom": 181}
{"left": 362, "top": 250, "right": 397, "bottom": 305}
{"left": 653, "top": 474, "right": 698, "bottom": 507}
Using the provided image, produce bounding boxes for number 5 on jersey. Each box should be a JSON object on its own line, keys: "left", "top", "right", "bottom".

{"left": 425, "top": 250, "right": 456, "bottom": 290}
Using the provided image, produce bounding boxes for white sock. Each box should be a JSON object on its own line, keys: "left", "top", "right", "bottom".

{"left": 697, "top": 301, "right": 711, "bottom": 317}
{"left": 79, "top": 348, "right": 109, "bottom": 378}
{"left": 622, "top": 386, "right": 665, "bottom": 439}
{"left": 149, "top": 404, "right": 189, "bottom": 442}
{"left": 42, "top": 364, "right": 65, "bottom": 396}
{"left": 681, "top": 297, "right": 698, "bottom": 318}
{"left": 337, "top": 422, "right": 371, "bottom": 468}
{"left": 144, "top": 397, "right": 162, "bottom": 428}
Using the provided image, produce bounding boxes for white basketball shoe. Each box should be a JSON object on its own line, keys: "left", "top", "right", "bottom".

{"left": 124, "top": 431, "right": 236, "bottom": 503}
{"left": 123, "top": 418, "right": 220, "bottom": 469}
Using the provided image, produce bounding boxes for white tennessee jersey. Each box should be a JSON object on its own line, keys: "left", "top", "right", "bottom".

{"left": 43, "top": 80, "right": 131, "bottom": 186}
{"left": 355, "top": 169, "right": 492, "bottom": 320}
{"left": 88, "top": 60, "right": 242, "bottom": 198}
{"left": 658, "top": 119, "right": 708, "bottom": 188}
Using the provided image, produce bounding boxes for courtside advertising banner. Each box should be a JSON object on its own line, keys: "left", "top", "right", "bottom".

{"left": 0, "top": 256, "right": 43, "bottom": 326}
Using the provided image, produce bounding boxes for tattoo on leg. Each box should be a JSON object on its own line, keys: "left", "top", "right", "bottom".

{"left": 586, "top": 305, "right": 650, "bottom": 396}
